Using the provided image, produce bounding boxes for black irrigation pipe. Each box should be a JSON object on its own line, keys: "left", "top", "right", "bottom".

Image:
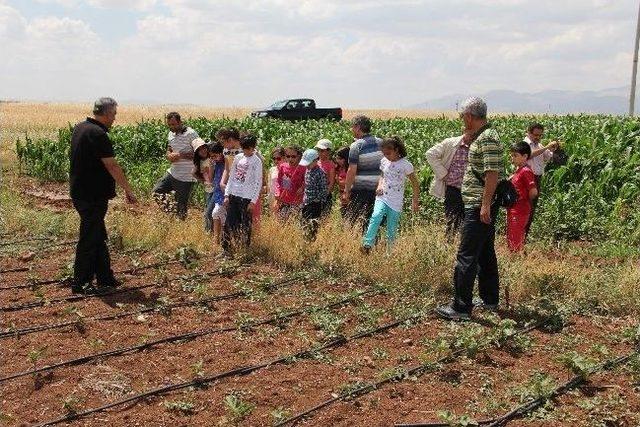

{"left": 0, "top": 237, "right": 52, "bottom": 247}
{"left": 32, "top": 292, "right": 408, "bottom": 427}
{"left": 0, "top": 275, "right": 327, "bottom": 382}
{"left": 0, "top": 264, "right": 237, "bottom": 312}
{"left": 482, "top": 348, "right": 640, "bottom": 427}
{"left": 0, "top": 259, "right": 182, "bottom": 291}
{"left": 0, "top": 283, "right": 159, "bottom": 312}
{"left": 277, "top": 319, "right": 549, "bottom": 427}
{"left": 0, "top": 266, "right": 248, "bottom": 338}
{"left": 0, "top": 267, "right": 29, "bottom": 274}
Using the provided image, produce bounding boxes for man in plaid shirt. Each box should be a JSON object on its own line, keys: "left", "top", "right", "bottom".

{"left": 299, "top": 148, "right": 328, "bottom": 241}
{"left": 436, "top": 97, "right": 504, "bottom": 321}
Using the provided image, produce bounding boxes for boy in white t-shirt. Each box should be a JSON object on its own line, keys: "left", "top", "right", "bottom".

{"left": 362, "top": 136, "right": 420, "bottom": 252}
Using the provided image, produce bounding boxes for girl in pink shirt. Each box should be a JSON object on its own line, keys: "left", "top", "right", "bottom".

{"left": 275, "top": 146, "right": 305, "bottom": 220}
{"left": 315, "top": 139, "right": 336, "bottom": 216}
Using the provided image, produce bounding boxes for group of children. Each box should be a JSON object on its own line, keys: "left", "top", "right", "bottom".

{"left": 187, "top": 128, "right": 420, "bottom": 254}
{"left": 187, "top": 125, "right": 541, "bottom": 256}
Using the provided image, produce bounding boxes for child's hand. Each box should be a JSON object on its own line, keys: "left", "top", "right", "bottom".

{"left": 375, "top": 187, "right": 383, "bottom": 196}
{"left": 223, "top": 197, "right": 229, "bottom": 208}
{"left": 247, "top": 202, "right": 255, "bottom": 213}
{"left": 411, "top": 199, "right": 419, "bottom": 213}
{"left": 220, "top": 182, "right": 227, "bottom": 191}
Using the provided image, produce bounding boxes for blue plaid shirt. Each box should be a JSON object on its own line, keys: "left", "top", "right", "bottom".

{"left": 303, "top": 166, "right": 328, "bottom": 205}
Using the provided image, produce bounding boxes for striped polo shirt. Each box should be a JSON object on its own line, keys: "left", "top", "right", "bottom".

{"left": 348, "top": 135, "right": 383, "bottom": 192}
{"left": 167, "top": 127, "right": 198, "bottom": 182}
{"left": 461, "top": 124, "right": 504, "bottom": 208}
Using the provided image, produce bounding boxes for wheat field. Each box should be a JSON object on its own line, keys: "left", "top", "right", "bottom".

{"left": 0, "top": 101, "right": 452, "bottom": 168}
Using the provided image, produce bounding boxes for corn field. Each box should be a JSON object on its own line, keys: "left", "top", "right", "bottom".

{"left": 15, "top": 115, "right": 640, "bottom": 243}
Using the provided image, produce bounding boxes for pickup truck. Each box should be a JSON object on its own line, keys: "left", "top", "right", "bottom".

{"left": 251, "top": 99, "right": 342, "bottom": 121}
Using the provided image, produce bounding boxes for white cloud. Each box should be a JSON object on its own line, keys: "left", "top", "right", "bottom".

{"left": 0, "top": 0, "right": 638, "bottom": 107}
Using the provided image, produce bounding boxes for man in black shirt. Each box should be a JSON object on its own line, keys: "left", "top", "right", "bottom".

{"left": 70, "top": 97, "right": 137, "bottom": 294}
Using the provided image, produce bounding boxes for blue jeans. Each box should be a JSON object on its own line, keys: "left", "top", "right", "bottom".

{"left": 204, "top": 192, "right": 216, "bottom": 232}
{"left": 362, "top": 199, "right": 401, "bottom": 248}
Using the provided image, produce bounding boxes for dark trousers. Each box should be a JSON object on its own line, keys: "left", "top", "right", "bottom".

{"left": 301, "top": 201, "right": 323, "bottom": 241}
{"left": 222, "top": 195, "right": 252, "bottom": 252}
{"left": 444, "top": 185, "right": 465, "bottom": 238}
{"left": 345, "top": 189, "right": 377, "bottom": 234}
{"left": 452, "top": 206, "right": 500, "bottom": 314}
{"left": 72, "top": 199, "right": 114, "bottom": 286}
{"left": 525, "top": 175, "right": 542, "bottom": 237}
{"left": 152, "top": 173, "right": 194, "bottom": 220}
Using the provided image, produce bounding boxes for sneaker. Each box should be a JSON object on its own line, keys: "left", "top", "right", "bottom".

{"left": 435, "top": 304, "right": 471, "bottom": 321}
{"left": 472, "top": 297, "right": 498, "bottom": 311}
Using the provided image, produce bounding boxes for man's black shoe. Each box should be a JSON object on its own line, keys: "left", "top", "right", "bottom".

{"left": 97, "top": 278, "right": 122, "bottom": 288}
{"left": 71, "top": 283, "right": 102, "bottom": 295}
{"left": 435, "top": 304, "right": 471, "bottom": 321}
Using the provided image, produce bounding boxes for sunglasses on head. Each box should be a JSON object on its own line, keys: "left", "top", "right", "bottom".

{"left": 285, "top": 155, "right": 297, "bottom": 159}
{"left": 274, "top": 156, "right": 282, "bottom": 161}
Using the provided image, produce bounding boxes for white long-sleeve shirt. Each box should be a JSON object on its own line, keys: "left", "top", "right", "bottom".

{"left": 224, "top": 153, "right": 263, "bottom": 203}
{"left": 525, "top": 135, "right": 553, "bottom": 176}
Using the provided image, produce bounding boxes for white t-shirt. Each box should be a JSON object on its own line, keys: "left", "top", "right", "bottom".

{"left": 377, "top": 157, "right": 414, "bottom": 212}
{"left": 224, "top": 153, "right": 263, "bottom": 203}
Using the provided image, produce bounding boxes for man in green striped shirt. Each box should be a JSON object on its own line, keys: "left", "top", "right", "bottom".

{"left": 436, "top": 97, "right": 504, "bottom": 321}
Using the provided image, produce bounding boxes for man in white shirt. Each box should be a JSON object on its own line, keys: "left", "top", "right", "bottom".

{"left": 524, "top": 123, "right": 559, "bottom": 236}
{"left": 152, "top": 112, "right": 199, "bottom": 220}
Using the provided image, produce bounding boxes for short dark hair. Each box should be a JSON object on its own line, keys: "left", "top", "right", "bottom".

{"left": 208, "top": 141, "right": 224, "bottom": 154}
{"left": 240, "top": 134, "right": 257, "bottom": 149}
{"left": 271, "top": 146, "right": 285, "bottom": 158}
{"left": 381, "top": 136, "right": 407, "bottom": 158}
{"left": 351, "top": 115, "right": 372, "bottom": 134}
{"left": 528, "top": 123, "right": 544, "bottom": 133}
{"left": 166, "top": 112, "right": 181, "bottom": 122}
{"left": 511, "top": 140, "right": 532, "bottom": 158}
{"left": 285, "top": 145, "right": 303, "bottom": 156}
{"left": 215, "top": 128, "right": 240, "bottom": 141}
{"left": 335, "top": 146, "right": 350, "bottom": 163}
{"left": 93, "top": 97, "right": 118, "bottom": 116}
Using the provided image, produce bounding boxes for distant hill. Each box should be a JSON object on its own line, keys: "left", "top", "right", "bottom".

{"left": 409, "top": 87, "right": 631, "bottom": 115}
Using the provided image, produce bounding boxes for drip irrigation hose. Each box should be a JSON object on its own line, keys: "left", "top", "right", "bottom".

{"left": 0, "top": 275, "right": 326, "bottom": 382}
{"left": 276, "top": 319, "right": 550, "bottom": 427}
{"left": 0, "top": 259, "right": 182, "bottom": 291}
{"left": 32, "top": 302, "right": 418, "bottom": 427}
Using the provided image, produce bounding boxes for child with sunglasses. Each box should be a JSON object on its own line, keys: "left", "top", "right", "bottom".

{"left": 275, "top": 146, "right": 305, "bottom": 221}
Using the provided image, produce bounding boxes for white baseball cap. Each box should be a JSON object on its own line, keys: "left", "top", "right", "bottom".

{"left": 299, "top": 148, "right": 320, "bottom": 166}
{"left": 191, "top": 137, "right": 207, "bottom": 152}
{"left": 315, "top": 139, "right": 333, "bottom": 151}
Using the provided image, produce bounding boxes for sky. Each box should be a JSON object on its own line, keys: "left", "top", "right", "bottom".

{"left": 0, "top": 0, "right": 638, "bottom": 108}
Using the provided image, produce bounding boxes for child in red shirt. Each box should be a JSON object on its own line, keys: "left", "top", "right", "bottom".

{"left": 275, "top": 146, "right": 305, "bottom": 221}
{"left": 507, "top": 141, "right": 538, "bottom": 253}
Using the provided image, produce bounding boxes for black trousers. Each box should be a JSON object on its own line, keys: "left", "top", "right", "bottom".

{"left": 444, "top": 185, "right": 465, "bottom": 237}
{"left": 152, "top": 173, "right": 194, "bottom": 220}
{"left": 452, "top": 206, "right": 500, "bottom": 314}
{"left": 72, "top": 199, "right": 114, "bottom": 286}
{"left": 301, "top": 201, "right": 323, "bottom": 241}
{"left": 525, "top": 175, "right": 542, "bottom": 237}
{"left": 222, "top": 195, "right": 252, "bottom": 252}
{"left": 345, "top": 189, "right": 377, "bottom": 234}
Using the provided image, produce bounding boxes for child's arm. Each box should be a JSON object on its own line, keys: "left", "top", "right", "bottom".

{"left": 248, "top": 159, "right": 263, "bottom": 211}
{"left": 327, "top": 165, "right": 336, "bottom": 192}
{"left": 203, "top": 164, "right": 213, "bottom": 185}
{"left": 223, "top": 157, "right": 238, "bottom": 206}
{"left": 375, "top": 175, "right": 384, "bottom": 196}
{"left": 528, "top": 187, "right": 538, "bottom": 200}
{"left": 221, "top": 156, "right": 232, "bottom": 189}
{"left": 408, "top": 172, "right": 420, "bottom": 212}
